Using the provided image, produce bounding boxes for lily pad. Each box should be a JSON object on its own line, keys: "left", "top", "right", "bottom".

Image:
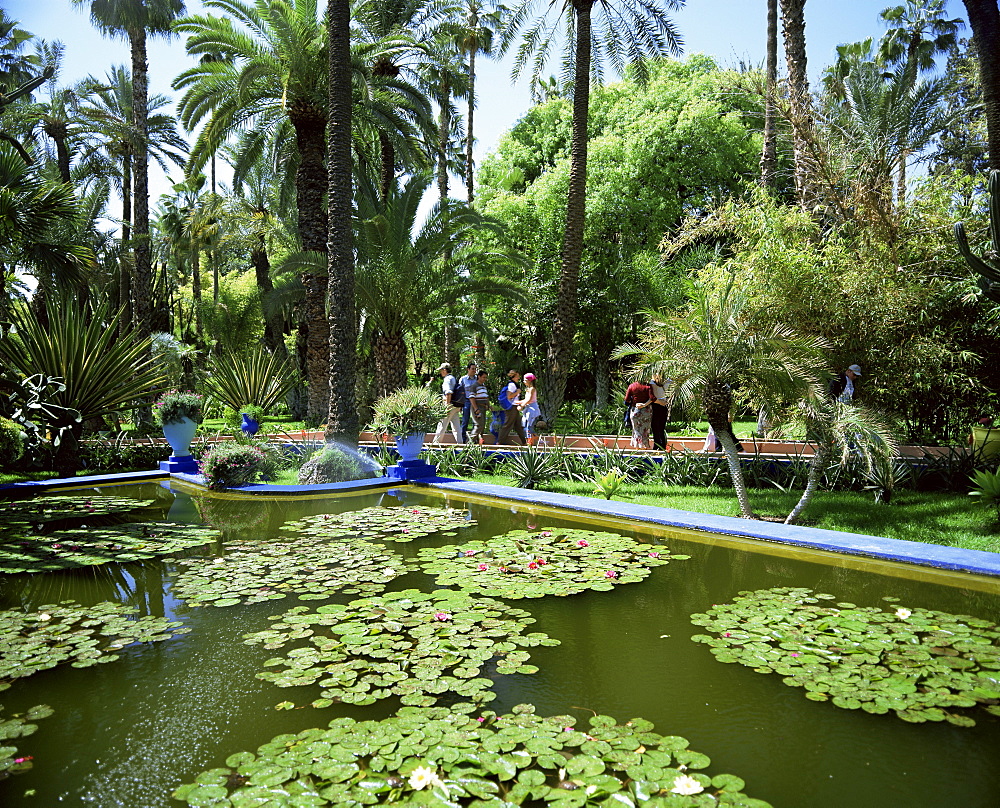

{"left": 242, "top": 589, "right": 560, "bottom": 710}
{"left": 173, "top": 705, "right": 772, "bottom": 806}
{"left": 281, "top": 505, "right": 474, "bottom": 544}
{"left": 0, "top": 601, "right": 189, "bottom": 684}
{"left": 173, "top": 534, "right": 414, "bottom": 607}
{"left": 690, "top": 587, "right": 1000, "bottom": 727}
{"left": 0, "top": 495, "right": 154, "bottom": 527}
{"left": 0, "top": 522, "right": 220, "bottom": 574}
{"left": 0, "top": 702, "right": 53, "bottom": 779}
{"left": 416, "top": 528, "right": 684, "bottom": 599}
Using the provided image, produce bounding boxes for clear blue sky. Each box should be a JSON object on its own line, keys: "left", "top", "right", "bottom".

{"left": 4, "top": 0, "right": 969, "bottom": 203}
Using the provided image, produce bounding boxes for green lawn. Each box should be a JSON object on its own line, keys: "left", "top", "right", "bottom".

{"left": 461, "top": 473, "right": 1000, "bottom": 555}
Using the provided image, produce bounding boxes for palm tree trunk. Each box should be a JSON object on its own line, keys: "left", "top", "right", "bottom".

{"left": 779, "top": 0, "right": 813, "bottom": 208}
{"left": 374, "top": 331, "right": 408, "bottom": 397}
{"left": 191, "top": 247, "right": 202, "bottom": 343}
{"left": 252, "top": 240, "right": 288, "bottom": 360}
{"left": 711, "top": 417, "right": 756, "bottom": 519}
{"left": 326, "top": 0, "right": 359, "bottom": 445}
{"left": 466, "top": 16, "right": 477, "bottom": 204}
{"left": 129, "top": 26, "right": 152, "bottom": 346}
{"left": 289, "top": 107, "right": 330, "bottom": 425}
{"left": 594, "top": 339, "right": 610, "bottom": 411}
{"left": 438, "top": 78, "right": 451, "bottom": 204}
{"left": 962, "top": 0, "right": 1000, "bottom": 171}
{"left": 542, "top": 0, "right": 592, "bottom": 426}
{"left": 379, "top": 131, "right": 395, "bottom": 202}
{"left": 120, "top": 154, "right": 133, "bottom": 337}
{"left": 785, "top": 441, "right": 827, "bottom": 524}
{"left": 760, "top": 0, "right": 778, "bottom": 188}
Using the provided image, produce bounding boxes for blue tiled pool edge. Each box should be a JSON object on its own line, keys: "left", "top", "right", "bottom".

{"left": 4, "top": 469, "right": 999, "bottom": 579}
{"left": 422, "top": 478, "right": 1000, "bottom": 579}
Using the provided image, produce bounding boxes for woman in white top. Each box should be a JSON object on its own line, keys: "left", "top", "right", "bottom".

{"left": 519, "top": 372, "right": 541, "bottom": 443}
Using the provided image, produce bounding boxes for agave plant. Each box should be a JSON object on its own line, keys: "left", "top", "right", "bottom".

{"left": 0, "top": 300, "right": 168, "bottom": 424}
{"left": 502, "top": 446, "right": 559, "bottom": 489}
{"left": 203, "top": 346, "right": 298, "bottom": 413}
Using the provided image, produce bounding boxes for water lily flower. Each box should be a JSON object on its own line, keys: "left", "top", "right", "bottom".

{"left": 434, "top": 612, "right": 452, "bottom": 622}
{"left": 648, "top": 552, "right": 660, "bottom": 558}
{"left": 895, "top": 607, "right": 912, "bottom": 619}
{"left": 38, "top": 613, "right": 51, "bottom": 621}
{"left": 536, "top": 558, "right": 547, "bottom": 565}
{"left": 790, "top": 652, "right": 800, "bottom": 658}
{"left": 477, "top": 717, "right": 486, "bottom": 723}
{"left": 605, "top": 570, "right": 618, "bottom": 578}
{"left": 670, "top": 774, "right": 704, "bottom": 795}
{"left": 499, "top": 566, "right": 509, "bottom": 573}
{"left": 527, "top": 562, "right": 538, "bottom": 570}
{"left": 477, "top": 563, "right": 488, "bottom": 571}
{"left": 724, "top": 632, "right": 732, "bottom": 638}
{"left": 577, "top": 540, "right": 589, "bottom": 547}
{"left": 411, "top": 509, "right": 421, "bottom": 514}
{"left": 540, "top": 531, "right": 552, "bottom": 537}
{"left": 408, "top": 766, "right": 443, "bottom": 790}
{"left": 464, "top": 550, "right": 477, "bottom": 557}
{"left": 13, "top": 757, "right": 32, "bottom": 764}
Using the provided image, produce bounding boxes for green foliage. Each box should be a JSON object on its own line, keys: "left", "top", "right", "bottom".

{"left": 0, "top": 372, "right": 81, "bottom": 470}
{"left": 968, "top": 467, "right": 1000, "bottom": 520}
{"left": 280, "top": 505, "right": 475, "bottom": 544}
{"left": 174, "top": 705, "right": 772, "bottom": 807}
{"left": 199, "top": 441, "right": 268, "bottom": 490}
{"left": 691, "top": 587, "right": 1000, "bottom": 727}
{"left": 592, "top": 470, "right": 628, "bottom": 500}
{"left": 0, "top": 415, "right": 24, "bottom": 468}
{"left": 153, "top": 389, "right": 204, "bottom": 425}
{"left": 369, "top": 386, "right": 449, "bottom": 436}
{"left": 203, "top": 346, "right": 298, "bottom": 412}
{"left": 954, "top": 169, "right": 1000, "bottom": 304}
{"left": 297, "top": 445, "right": 378, "bottom": 484}
{"left": 0, "top": 300, "right": 169, "bottom": 423}
{"left": 501, "top": 445, "right": 560, "bottom": 489}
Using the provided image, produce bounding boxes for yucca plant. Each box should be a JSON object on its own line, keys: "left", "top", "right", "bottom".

{"left": 969, "top": 468, "right": 1000, "bottom": 521}
{"left": 592, "top": 470, "right": 629, "bottom": 500}
{"left": 502, "top": 446, "right": 559, "bottom": 489}
{"left": 0, "top": 300, "right": 169, "bottom": 424}
{"left": 203, "top": 347, "right": 298, "bottom": 413}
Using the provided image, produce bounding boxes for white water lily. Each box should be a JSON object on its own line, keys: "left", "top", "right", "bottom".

{"left": 408, "top": 765, "right": 446, "bottom": 792}
{"left": 895, "top": 607, "right": 912, "bottom": 620}
{"left": 670, "top": 774, "right": 705, "bottom": 795}
{"left": 38, "top": 613, "right": 51, "bottom": 621}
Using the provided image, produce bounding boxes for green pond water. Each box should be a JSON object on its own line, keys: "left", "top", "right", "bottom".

{"left": 1, "top": 480, "right": 999, "bottom": 807}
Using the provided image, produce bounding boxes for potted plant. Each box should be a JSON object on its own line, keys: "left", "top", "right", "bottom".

{"left": 154, "top": 390, "right": 204, "bottom": 462}
{"left": 369, "top": 386, "right": 448, "bottom": 461}
{"left": 239, "top": 404, "right": 265, "bottom": 436}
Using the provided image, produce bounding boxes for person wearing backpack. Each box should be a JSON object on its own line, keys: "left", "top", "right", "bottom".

{"left": 497, "top": 369, "right": 526, "bottom": 445}
{"left": 459, "top": 362, "right": 478, "bottom": 442}
{"left": 432, "top": 363, "right": 462, "bottom": 443}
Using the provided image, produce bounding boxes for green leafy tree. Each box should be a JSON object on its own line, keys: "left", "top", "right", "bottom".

{"left": 499, "top": 0, "right": 684, "bottom": 425}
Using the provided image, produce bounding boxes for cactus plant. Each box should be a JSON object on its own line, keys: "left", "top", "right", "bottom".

{"left": 954, "top": 169, "right": 1000, "bottom": 303}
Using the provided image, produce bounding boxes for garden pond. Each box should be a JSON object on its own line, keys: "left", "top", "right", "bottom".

{"left": 0, "top": 479, "right": 998, "bottom": 807}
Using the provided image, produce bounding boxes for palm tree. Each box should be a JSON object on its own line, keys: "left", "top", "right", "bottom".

{"left": 355, "top": 172, "right": 525, "bottom": 396}
{"left": 760, "top": 0, "right": 778, "bottom": 188}
{"left": 70, "top": 0, "right": 187, "bottom": 347}
{"left": 327, "top": 0, "right": 358, "bottom": 443}
{"left": 616, "top": 281, "right": 828, "bottom": 519}
{"left": 0, "top": 143, "right": 94, "bottom": 319}
{"left": 785, "top": 398, "right": 896, "bottom": 524}
{"left": 962, "top": 0, "right": 1000, "bottom": 170}
{"left": 76, "top": 65, "right": 187, "bottom": 328}
{"left": 500, "top": 0, "right": 684, "bottom": 426}
{"left": 780, "top": 0, "right": 812, "bottom": 208}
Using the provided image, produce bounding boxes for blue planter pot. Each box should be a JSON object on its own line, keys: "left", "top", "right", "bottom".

{"left": 394, "top": 433, "right": 425, "bottom": 462}
{"left": 241, "top": 413, "right": 260, "bottom": 436}
{"left": 162, "top": 417, "right": 198, "bottom": 457}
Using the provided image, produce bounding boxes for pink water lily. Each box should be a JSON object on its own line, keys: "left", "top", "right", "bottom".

{"left": 464, "top": 551, "right": 477, "bottom": 557}
{"left": 577, "top": 540, "right": 589, "bottom": 547}
{"left": 540, "top": 531, "right": 552, "bottom": 537}
{"left": 477, "top": 563, "right": 488, "bottom": 571}
{"left": 790, "top": 653, "right": 800, "bottom": 658}
{"left": 724, "top": 632, "right": 732, "bottom": 637}
{"left": 648, "top": 552, "right": 660, "bottom": 558}
{"left": 434, "top": 612, "right": 452, "bottom": 622}
{"left": 605, "top": 570, "right": 618, "bottom": 578}
{"left": 13, "top": 756, "right": 32, "bottom": 763}
{"left": 536, "top": 558, "right": 547, "bottom": 565}
{"left": 527, "top": 562, "right": 538, "bottom": 570}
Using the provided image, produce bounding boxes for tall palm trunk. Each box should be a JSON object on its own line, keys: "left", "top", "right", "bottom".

{"left": 779, "top": 0, "right": 813, "bottom": 208}
{"left": 252, "top": 236, "right": 288, "bottom": 360}
{"left": 289, "top": 105, "right": 330, "bottom": 425}
{"left": 191, "top": 245, "right": 202, "bottom": 343}
{"left": 542, "top": 0, "right": 591, "bottom": 425}
{"left": 785, "top": 441, "right": 827, "bottom": 524}
{"left": 326, "top": 0, "right": 359, "bottom": 445}
{"left": 373, "top": 331, "right": 408, "bottom": 397}
{"left": 962, "top": 0, "right": 1000, "bottom": 171}
{"left": 465, "top": 7, "right": 478, "bottom": 203}
{"left": 44, "top": 123, "right": 72, "bottom": 183}
{"left": 119, "top": 153, "right": 133, "bottom": 338}
{"left": 760, "top": 0, "right": 778, "bottom": 188}
{"left": 704, "top": 380, "right": 755, "bottom": 518}
{"left": 129, "top": 26, "right": 152, "bottom": 346}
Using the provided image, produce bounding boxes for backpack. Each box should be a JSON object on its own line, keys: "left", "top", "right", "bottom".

{"left": 449, "top": 377, "right": 466, "bottom": 409}
{"left": 498, "top": 384, "right": 514, "bottom": 410}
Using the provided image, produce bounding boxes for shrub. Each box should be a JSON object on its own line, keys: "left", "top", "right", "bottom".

{"left": 0, "top": 416, "right": 24, "bottom": 468}
{"left": 199, "top": 442, "right": 267, "bottom": 490}
{"left": 154, "top": 390, "right": 204, "bottom": 426}
{"left": 297, "top": 446, "right": 378, "bottom": 484}
{"left": 369, "top": 386, "right": 449, "bottom": 436}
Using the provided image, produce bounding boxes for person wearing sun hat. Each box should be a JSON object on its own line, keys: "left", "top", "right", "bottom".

{"left": 829, "top": 364, "right": 862, "bottom": 404}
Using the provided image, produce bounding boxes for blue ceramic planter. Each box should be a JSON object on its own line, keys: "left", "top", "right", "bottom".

{"left": 241, "top": 413, "right": 260, "bottom": 436}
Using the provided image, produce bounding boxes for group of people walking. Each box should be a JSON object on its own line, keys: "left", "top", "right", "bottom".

{"left": 432, "top": 363, "right": 542, "bottom": 446}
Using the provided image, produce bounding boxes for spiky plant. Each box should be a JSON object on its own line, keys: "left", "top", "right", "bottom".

{"left": 203, "top": 347, "right": 298, "bottom": 413}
